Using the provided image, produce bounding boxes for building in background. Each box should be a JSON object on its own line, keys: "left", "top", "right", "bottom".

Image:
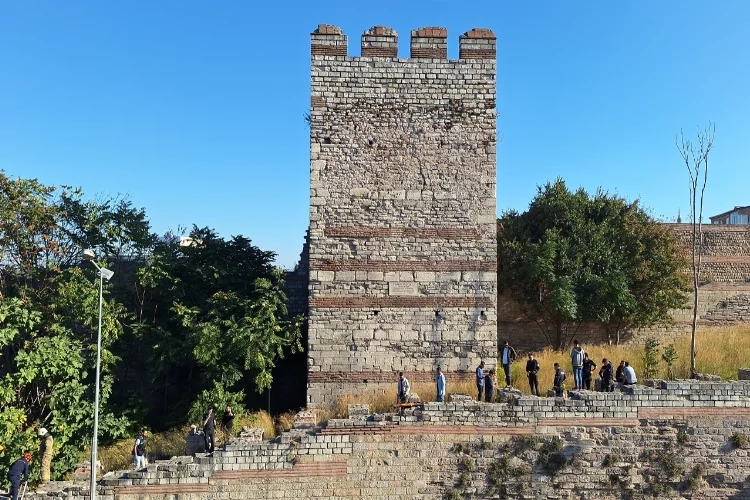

{"left": 710, "top": 206, "right": 750, "bottom": 225}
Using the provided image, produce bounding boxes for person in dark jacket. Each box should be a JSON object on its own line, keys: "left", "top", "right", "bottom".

{"left": 526, "top": 353, "right": 540, "bottom": 396}
{"left": 553, "top": 363, "right": 566, "bottom": 397}
{"left": 499, "top": 341, "right": 517, "bottom": 387}
{"left": 7, "top": 453, "right": 31, "bottom": 500}
{"left": 599, "top": 358, "right": 614, "bottom": 392}
{"left": 222, "top": 406, "right": 235, "bottom": 439}
{"left": 582, "top": 354, "right": 597, "bottom": 391}
{"left": 615, "top": 360, "right": 626, "bottom": 385}
{"left": 203, "top": 407, "right": 216, "bottom": 454}
{"left": 484, "top": 369, "right": 496, "bottom": 402}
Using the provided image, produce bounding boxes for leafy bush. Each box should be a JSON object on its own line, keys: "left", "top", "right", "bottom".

{"left": 731, "top": 432, "right": 748, "bottom": 449}
{"left": 536, "top": 437, "right": 567, "bottom": 477}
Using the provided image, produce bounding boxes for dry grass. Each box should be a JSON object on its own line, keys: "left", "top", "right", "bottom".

{"left": 321, "top": 380, "right": 480, "bottom": 418}
{"left": 97, "top": 425, "right": 190, "bottom": 473}
{"left": 508, "top": 325, "right": 750, "bottom": 395}
{"left": 236, "top": 411, "right": 276, "bottom": 440}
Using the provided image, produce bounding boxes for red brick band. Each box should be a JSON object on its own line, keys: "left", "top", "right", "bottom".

{"left": 310, "top": 259, "right": 496, "bottom": 271}
{"left": 320, "top": 425, "right": 532, "bottom": 436}
{"left": 537, "top": 418, "right": 639, "bottom": 427}
{"left": 212, "top": 462, "right": 347, "bottom": 480}
{"left": 324, "top": 226, "right": 482, "bottom": 240}
{"left": 114, "top": 483, "right": 209, "bottom": 494}
{"left": 410, "top": 48, "right": 448, "bottom": 59}
{"left": 704, "top": 256, "right": 750, "bottom": 264}
{"left": 309, "top": 296, "right": 495, "bottom": 309}
{"left": 361, "top": 47, "right": 398, "bottom": 58}
{"left": 308, "top": 370, "right": 476, "bottom": 384}
{"left": 459, "top": 49, "right": 496, "bottom": 59}
{"left": 311, "top": 45, "right": 347, "bottom": 56}
{"left": 699, "top": 283, "right": 750, "bottom": 291}
{"left": 638, "top": 407, "right": 750, "bottom": 418}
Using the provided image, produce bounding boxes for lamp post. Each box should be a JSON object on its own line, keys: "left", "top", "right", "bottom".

{"left": 82, "top": 249, "right": 113, "bottom": 500}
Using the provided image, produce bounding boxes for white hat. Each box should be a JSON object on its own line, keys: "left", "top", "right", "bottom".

{"left": 38, "top": 428, "right": 48, "bottom": 437}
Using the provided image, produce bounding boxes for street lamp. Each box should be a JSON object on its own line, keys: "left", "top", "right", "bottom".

{"left": 82, "top": 249, "right": 113, "bottom": 500}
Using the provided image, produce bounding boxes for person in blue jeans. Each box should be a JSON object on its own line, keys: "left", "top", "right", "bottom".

{"left": 570, "top": 339, "right": 585, "bottom": 390}
{"left": 436, "top": 367, "right": 446, "bottom": 402}
{"left": 500, "top": 341, "right": 517, "bottom": 387}
{"left": 475, "top": 361, "right": 486, "bottom": 401}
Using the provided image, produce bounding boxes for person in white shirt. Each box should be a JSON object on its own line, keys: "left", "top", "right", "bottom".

{"left": 623, "top": 361, "right": 638, "bottom": 385}
{"left": 397, "top": 372, "right": 410, "bottom": 403}
{"left": 436, "top": 367, "right": 446, "bottom": 403}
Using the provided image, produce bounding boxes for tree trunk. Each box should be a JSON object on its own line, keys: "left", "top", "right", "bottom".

{"left": 555, "top": 320, "right": 563, "bottom": 350}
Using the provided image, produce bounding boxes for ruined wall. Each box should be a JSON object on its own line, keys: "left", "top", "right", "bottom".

{"left": 499, "top": 223, "right": 750, "bottom": 351}
{"left": 33, "top": 380, "right": 750, "bottom": 499}
{"left": 307, "top": 25, "right": 498, "bottom": 405}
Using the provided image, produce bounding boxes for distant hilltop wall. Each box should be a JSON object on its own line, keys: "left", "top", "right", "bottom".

{"left": 498, "top": 223, "right": 750, "bottom": 350}
{"left": 306, "top": 25, "right": 498, "bottom": 406}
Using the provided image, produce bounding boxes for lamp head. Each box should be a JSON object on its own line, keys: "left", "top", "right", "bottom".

{"left": 83, "top": 249, "right": 96, "bottom": 261}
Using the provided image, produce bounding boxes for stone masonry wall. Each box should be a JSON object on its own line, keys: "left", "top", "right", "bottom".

{"left": 500, "top": 223, "right": 750, "bottom": 351}
{"left": 31, "top": 380, "right": 750, "bottom": 499}
{"left": 307, "top": 25, "right": 498, "bottom": 405}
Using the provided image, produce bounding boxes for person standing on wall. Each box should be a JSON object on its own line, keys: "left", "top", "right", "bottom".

{"left": 582, "top": 353, "right": 597, "bottom": 391}
{"left": 435, "top": 367, "right": 446, "bottom": 403}
{"left": 222, "top": 406, "right": 235, "bottom": 441}
{"left": 397, "top": 372, "right": 411, "bottom": 404}
{"left": 599, "top": 358, "right": 614, "bottom": 392}
{"left": 6, "top": 453, "right": 31, "bottom": 500}
{"left": 133, "top": 429, "right": 148, "bottom": 470}
{"left": 37, "top": 428, "right": 53, "bottom": 486}
{"left": 500, "top": 341, "right": 517, "bottom": 388}
{"left": 570, "top": 340, "right": 585, "bottom": 390}
{"left": 526, "top": 353, "right": 540, "bottom": 396}
{"left": 203, "top": 408, "right": 216, "bottom": 455}
{"left": 475, "top": 361, "right": 486, "bottom": 401}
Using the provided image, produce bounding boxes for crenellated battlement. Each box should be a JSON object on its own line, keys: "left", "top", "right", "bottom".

{"left": 307, "top": 24, "right": 497, "bottom": 406}
{"left": 311, "top": 24, "right": 496, "bottom": 60}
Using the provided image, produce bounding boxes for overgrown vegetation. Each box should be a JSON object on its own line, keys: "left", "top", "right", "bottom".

{"left": 730, "top": 432, "right": 748, "bottom": 449}
{"left": 536, "top": 437, "right": 567, "bottom": 477}
{"left": 642, "top": 338, "right": 661, "bottom": 380}
{"left": 0, "top": 173, "right": 302, "bottom": 482}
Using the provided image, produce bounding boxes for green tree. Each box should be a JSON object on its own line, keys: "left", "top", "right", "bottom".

{"left": 497, "top": 179, "right": 687, "bottom": 349}
{"left": 0, "top": 173, "right": 146, "bottom": 481}
{"left": 642, "top": 338, "right": 661, "bottom": 380}
{"left": 127, "top": 227, "right": 302, "bottom": 428}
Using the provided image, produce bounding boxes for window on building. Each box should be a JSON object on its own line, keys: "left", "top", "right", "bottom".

{"left": 730, "top": 213, "right": 749, "bottom": 224}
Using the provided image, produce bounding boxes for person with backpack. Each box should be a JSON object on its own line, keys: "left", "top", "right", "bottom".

{"left": 133, "top": 429, "right": 148, "bottom": 470}
{"left": 553, "top": 363, "right": 566, "bottom": 397}
{"left": 6, "top": 453, "right": 31, "bottom": 500}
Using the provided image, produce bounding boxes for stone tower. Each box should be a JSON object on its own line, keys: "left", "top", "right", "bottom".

{"left": 307, "top": 25, "right": 498, "bottom": 406}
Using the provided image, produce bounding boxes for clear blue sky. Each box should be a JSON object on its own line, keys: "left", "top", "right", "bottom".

{"left": 2, "top": 1, "right": 748, "bottom": 268}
